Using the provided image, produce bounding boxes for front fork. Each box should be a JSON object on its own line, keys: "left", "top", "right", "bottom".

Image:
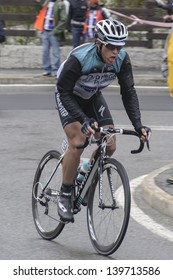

{"left": 98, "top": 156, "right": 117, "bottom": 210}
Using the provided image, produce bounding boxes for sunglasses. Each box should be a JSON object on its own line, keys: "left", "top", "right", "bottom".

{"left": 105, "top": 44, "right": 122, "bottom": 51}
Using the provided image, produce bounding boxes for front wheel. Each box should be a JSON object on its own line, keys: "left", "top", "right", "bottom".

{"left": 87, "top": 157, "right": 131, "bottom": 255}
{"left": 32, "top": 150, "right": 65, "bottom": 240}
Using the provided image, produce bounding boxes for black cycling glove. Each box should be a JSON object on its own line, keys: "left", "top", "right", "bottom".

{"left": 136, "top": 126, "right": 152, "bottom": 137}
{"left": 81, "top": 118, "right": 96, "bottom": 134}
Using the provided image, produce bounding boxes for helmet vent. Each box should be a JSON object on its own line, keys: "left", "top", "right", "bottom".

{"left": 105, "top": 26, "right": 109, "bottom": 34}
{"left": 117, "top": 26, "right": 120, "bottom": 36}
{"left": 111, "top": 25, "right": 116, "bottom": 35}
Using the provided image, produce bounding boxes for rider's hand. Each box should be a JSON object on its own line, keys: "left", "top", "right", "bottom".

{"left": 136, "top": 126, "right": 152, "bottom": 142}
{"left": 163, "top": 14, "right": 173, "bottom": 22}
{"left": 81, "top": 118, "right": 98, "bottom": 135}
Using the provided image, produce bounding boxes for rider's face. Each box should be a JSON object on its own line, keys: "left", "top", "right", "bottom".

{"left": 96, "top": 41, "right": 122, "bottom": 64}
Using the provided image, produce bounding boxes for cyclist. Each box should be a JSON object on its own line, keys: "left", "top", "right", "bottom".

{"left": 55, "top": 19, "right": 152, "bottom": 222}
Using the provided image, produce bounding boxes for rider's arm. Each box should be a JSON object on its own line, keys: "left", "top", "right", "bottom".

{"left": 117, "top": 53, "right": 143, "bottom": 131}
{"left": 57, "top": 55, "right": 88, "bottom": 124}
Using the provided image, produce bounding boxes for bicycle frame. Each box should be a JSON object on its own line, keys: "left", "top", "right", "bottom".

{"left": 74, "top": 132, "right": 115, "bottom": 210}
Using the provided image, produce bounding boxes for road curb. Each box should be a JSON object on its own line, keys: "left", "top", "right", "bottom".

{"left": 0, "top": 74, "right": 57, "bottom": 85}
{"left": 0, "top": 74, "right": 167, "bottom": 86}
{"left": 141, "top": 163, "right": 173, "bottom": 218}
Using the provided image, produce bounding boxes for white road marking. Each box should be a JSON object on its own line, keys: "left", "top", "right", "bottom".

{"left": 130, "top": 175, "right": 173, "bottom": 242}
{"left": 115, "top": 124, "right": 173, "bottom": 131}
{"left": 0, "top": 84, "right": 168, "bottom": 89}
{"left": 0, "top": 84, "right": 54, "bottom": 87}
{"left": 108, "top": 85, "right": 169, "bottom": 90}
{"left": 145, "top": 125, "right": 173, "bottom": 131}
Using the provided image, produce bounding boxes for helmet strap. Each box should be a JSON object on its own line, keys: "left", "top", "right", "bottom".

{"left": 96, "top": 42, "right": 104, "bottom": 62}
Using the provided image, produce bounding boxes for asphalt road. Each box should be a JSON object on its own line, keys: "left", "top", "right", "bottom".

{"left": 0, "top": 85, "right": 172, "bottom": 111}
{"left": 0, "top": 85, "right": 173, "bottom": 261}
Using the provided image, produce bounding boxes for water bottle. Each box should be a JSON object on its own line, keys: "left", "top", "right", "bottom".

{"left": 76, "top": 162, "right": 90, "bottom": 184}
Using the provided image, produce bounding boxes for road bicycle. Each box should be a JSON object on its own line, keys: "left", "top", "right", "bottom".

{"left": 32, "top": 127, "right": 150, "bottom": 256}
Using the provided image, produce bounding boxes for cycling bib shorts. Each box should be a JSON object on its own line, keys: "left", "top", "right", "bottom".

{"left": 55, "top": 88, "right": 114, "bottom": 128}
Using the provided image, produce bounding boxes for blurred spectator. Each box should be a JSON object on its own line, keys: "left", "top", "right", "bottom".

{"left": 156, "top": 2, "right": 173, "bottom": 96}
{"left": 83, "top": 0, "right": 112, "bottom": 42}
{"left": 34, "top": 0, "right": 67, "bottom": 76}
{"left": 161, "top": 24, "right": 173, "bottom": 97}
{"left": 164, "top": 30, "right": 173, "bottom": 182}
{"left": 67, "top": 0, "right": 88, "bottom": 48}
{"left": 0, "top": 20, "right": 6, "bottom": 43}
{"left": 155, "top": 0, "right": 173, "bottom": 17}
{"left": 156, "top": 1, "right": 173, "bottom": 184}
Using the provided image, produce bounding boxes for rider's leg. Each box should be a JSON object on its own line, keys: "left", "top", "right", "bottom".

{"left": 63, "top": 121, "right": 86, "bottom": 184}
{"left": 92, "top": 124, "right": 116, "bottom": 157}
{"left": 58, "top": 121, "right": 86, "bottom": 222}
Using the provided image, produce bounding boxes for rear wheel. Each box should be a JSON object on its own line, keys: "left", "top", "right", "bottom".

{"left": 32, "top": 150, "right": 65, "bottom": 240}
{"left": 87, "top": 158, "right": 131, "bottom": 255}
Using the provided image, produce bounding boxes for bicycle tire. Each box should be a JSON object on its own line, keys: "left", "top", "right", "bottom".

{"left": 32, "top": 150, "right": 65, "bottom": 240}
{"left": 87, "top": 157, "right": 131, "bottom": 255}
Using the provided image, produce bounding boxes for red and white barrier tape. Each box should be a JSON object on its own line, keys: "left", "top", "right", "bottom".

{"left": 109, "top": 9, "right": 173, "bottom": 28}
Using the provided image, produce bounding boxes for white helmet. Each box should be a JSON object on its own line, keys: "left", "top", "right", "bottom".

{"left": 95, "top": 19, "right": 128, "bottom": 46}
